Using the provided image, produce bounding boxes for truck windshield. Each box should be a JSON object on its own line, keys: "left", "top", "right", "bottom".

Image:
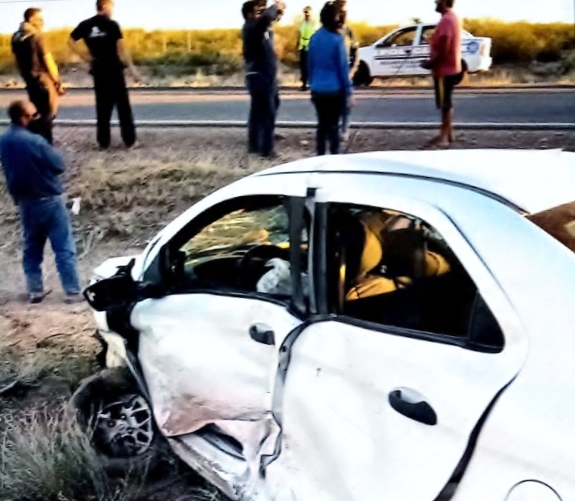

{"left": 527, "top": 201, "right": 575, "bottom": 254}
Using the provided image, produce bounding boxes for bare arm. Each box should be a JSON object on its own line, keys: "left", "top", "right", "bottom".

{"left": 68, "top": 38, "right": 91, "bottom": 63}
{"left": 117, "top": 39, "right": 140, "bottom": 81}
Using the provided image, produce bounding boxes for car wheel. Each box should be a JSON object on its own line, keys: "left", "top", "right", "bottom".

{"left": 93, "top": 393, "right": 154, "bottom": 457}
{"left": 71, "top": 368, "right": 167, "bottom": 473}
{"left": 353, "top": 62, "right": 373, "bottom": 87}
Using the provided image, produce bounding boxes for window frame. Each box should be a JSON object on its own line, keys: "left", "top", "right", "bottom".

{"left": 143, "top": 194, "right": 311, "bottom": 316}
{"left": 378, "top": 27, "right": 418, "bottom": 48}
{"left": 315, "top": 201, "right": 505, "bottom": 353}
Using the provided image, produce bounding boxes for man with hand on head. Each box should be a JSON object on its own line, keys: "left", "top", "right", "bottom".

{"left": 12, "top": 8, "right": 65, "bottom": 144}
{"left": 0, "top": 100, "right": 82, "bottom": 305}
{"left": 242, "top": 0, "right": 286, "bottom": 159}
{"left": 69, "top": 0, "right": 139, "bottom": 150}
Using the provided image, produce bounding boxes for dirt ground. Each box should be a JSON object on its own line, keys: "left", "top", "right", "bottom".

{"left": 0, "top": 126, "right": 574, "bottom": 500}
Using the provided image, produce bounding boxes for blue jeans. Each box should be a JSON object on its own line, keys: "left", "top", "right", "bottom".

{"left": 18, "top": 196, "right": 81, "bottom": 296}
{"left": 246, "top": 73, "right": 279, "bottom": 158}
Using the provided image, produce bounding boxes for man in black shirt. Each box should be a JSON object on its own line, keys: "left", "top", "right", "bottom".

{"left": 11, "top": 8, "right": 64, "bottom": 144}
{"left": 69, "top": 0, "right": 139, "bottom": 149}
{"left": 242, "top": 0, "right": 285, "bottom": 158}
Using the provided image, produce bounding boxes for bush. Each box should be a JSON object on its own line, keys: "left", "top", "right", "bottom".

{"left": 0, "top": 19, "right": 573, "bottom": 75}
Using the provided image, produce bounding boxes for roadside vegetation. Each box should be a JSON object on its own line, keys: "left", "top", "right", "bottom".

{"left": 0, "top": 19, "right": 574, "bottom": 84}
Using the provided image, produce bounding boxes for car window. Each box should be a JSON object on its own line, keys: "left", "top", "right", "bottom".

{"left": 420, "top": 27, "right": 435, "bottom": 45}
{"left": 527, "top": 201, "right": 575, "bottom": 254}
{"left": 168, "top": 197, "right": 309, "bottom": 300}
{"left": 325, "top": 204, "right": 504, "bottom": 352}
{"left": 381, "top": 28, "right": 417, "bottom": 48}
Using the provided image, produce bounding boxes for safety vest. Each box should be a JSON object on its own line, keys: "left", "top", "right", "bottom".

{"left": 298, "top": 20, "right": 317, "bottom": 51}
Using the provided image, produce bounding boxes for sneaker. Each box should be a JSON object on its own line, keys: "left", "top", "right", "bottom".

{"left": 29, "top": 290, "right": 52, "bottom": 304}
{"left": 64, "top": 294, "right": 85, "bottom": 305}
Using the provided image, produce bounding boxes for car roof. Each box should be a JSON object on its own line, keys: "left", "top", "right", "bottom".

{"left": 257, "top": 150, "right": 575, "bottom": 214}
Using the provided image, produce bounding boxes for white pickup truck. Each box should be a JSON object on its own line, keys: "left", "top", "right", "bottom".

{"left": 354, "top": 23, "right": 493, "bottom": 86}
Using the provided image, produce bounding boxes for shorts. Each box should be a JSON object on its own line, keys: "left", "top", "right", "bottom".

{"left": 434, "top": 73, "right": 463, "bottom": 112}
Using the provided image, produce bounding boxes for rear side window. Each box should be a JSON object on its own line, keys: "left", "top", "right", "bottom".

{"left": 325, "top": 204, "right": 504, "bottom": 352}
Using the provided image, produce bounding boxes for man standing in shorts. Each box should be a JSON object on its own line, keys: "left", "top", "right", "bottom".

{"left": 11, "top": 8, "right": 65, "bottom": 144}
{"left": 421, "top": 0, "right": 462, "bottom": 147}
{"left": 69, "top": 0, "right": 139, "bottom": 149}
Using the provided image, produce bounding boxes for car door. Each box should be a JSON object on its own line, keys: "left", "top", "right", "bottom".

{"left": 411, "top": 25, "right": 436, "bottom": 76}
{"left": 131, "top": 189, "right": 310, "bottom": 446}
{"left": 373, "top": 26, "right": 419, "bottom": 77}
{"left": 265, "top": 177, "right": 527, "bottom": 501}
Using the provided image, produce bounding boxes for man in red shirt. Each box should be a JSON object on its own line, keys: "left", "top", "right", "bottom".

{"left": 421, "top": 0, "right": 463, "bottom": 147}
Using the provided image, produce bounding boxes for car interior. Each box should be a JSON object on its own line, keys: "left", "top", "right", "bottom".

{"left": 167, "top": 198, "right": 309, "bottom": 300}
{"left": 326, "top": 205, "right": 504, "bottom": 350}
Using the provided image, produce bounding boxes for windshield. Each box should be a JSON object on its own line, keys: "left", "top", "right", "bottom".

{"left": 527, "top": 201, "right": 575, "bottom": 254}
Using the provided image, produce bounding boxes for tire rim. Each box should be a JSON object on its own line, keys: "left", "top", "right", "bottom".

{"left": 95, "top": 395, "right": 154, "bottom": 457}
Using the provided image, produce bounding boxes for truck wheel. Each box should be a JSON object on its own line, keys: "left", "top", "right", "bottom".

{"left": 353, "top": 62, "right": 373, "bottom": 87}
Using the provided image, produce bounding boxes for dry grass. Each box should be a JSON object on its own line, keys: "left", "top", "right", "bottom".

{"left": 0, "top": 409, "right": 142, "bottom": 501}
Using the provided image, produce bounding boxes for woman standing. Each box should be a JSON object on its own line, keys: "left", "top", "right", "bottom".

{"left": 308, "top": 1, "right": 353, "bottom": 156}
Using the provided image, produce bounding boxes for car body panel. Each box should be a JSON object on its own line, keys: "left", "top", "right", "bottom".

{"left": 87, "top": 151, "right": 575, "bottom": 501}
{"left": 264, "top": 175, "right": 528, "bottom": 500}
{"left": 357, "top": 23, "right": 492, "bottom": 80}
{"left": 132, "top": 294, "right": 301, "bottom": 436}
{"left": 261, "top": 150, "right": 575, "bottom": 214}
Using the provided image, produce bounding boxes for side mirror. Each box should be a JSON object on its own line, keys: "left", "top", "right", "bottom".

{"left": 84, "top": 259, "right": 139, "bottom": 312}
{"left": 85, "top": 258, "right": 167, "bottom": 312}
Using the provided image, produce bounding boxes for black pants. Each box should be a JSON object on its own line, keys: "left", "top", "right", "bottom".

{"left": 312, "top": 92, "right": 346, "bottom": 156}
{"left": 299, "top": 50, "right": 309, "bottom": 87}
{"left": 246, "top": 73, "right": 279, "bottom": 158}
{"left": 93, "top": 70, "right": 136, "bottom": 149}
{"left": 26, "top": 76, "right": 58, "bottom": 144}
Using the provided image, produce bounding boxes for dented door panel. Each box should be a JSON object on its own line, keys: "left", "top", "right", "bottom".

{"left": 132, "top": 294, "right": 302, "bottom": 437}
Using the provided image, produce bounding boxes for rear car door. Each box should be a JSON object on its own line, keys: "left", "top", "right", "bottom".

{"left": 266, "top": 176, "right": 526, "bottom": 501}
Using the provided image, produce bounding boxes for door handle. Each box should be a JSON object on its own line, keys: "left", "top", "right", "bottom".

{"left": 388, "top": 389, "right": 437, "bottom": 426}
{"left": 249, "top": 324, "right": 275, "bottom": 346}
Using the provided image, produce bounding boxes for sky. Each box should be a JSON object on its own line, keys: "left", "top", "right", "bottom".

{"left": 0, "top": 0, "right": 573, "bottom": 33}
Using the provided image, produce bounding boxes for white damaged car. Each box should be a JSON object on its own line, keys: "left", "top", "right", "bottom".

{"left": 354, "top": 23, "right": 493, "bottom": 85}
{"left": 77, "top": 150, "right": 575, "bottom": 501}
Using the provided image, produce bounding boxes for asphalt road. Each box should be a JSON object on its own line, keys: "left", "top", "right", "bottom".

{"left": 0, "top": 88, "right": 574, "bottom": 124}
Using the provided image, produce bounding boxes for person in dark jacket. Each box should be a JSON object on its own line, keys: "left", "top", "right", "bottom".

{"left": 0, "top": 100, "right": 82, "bottom": 304}
{"left": 11, "top": 8, "right": 64, "bottom": 144}
{"left": 69, "top": 0, "right": 140, "bottom": 150}
{"left": 242, "top": 0, "right": 285, "bottom": 158}
{"left": 308, "top": 2, "right": 353, "bottom": 155}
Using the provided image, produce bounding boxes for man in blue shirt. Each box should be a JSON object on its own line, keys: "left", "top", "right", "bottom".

{"left": 0, "top": 100, "right": 82, "bottom": 304}
{"left": 242, "top": 0, "right": 285, "bottom": 158}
